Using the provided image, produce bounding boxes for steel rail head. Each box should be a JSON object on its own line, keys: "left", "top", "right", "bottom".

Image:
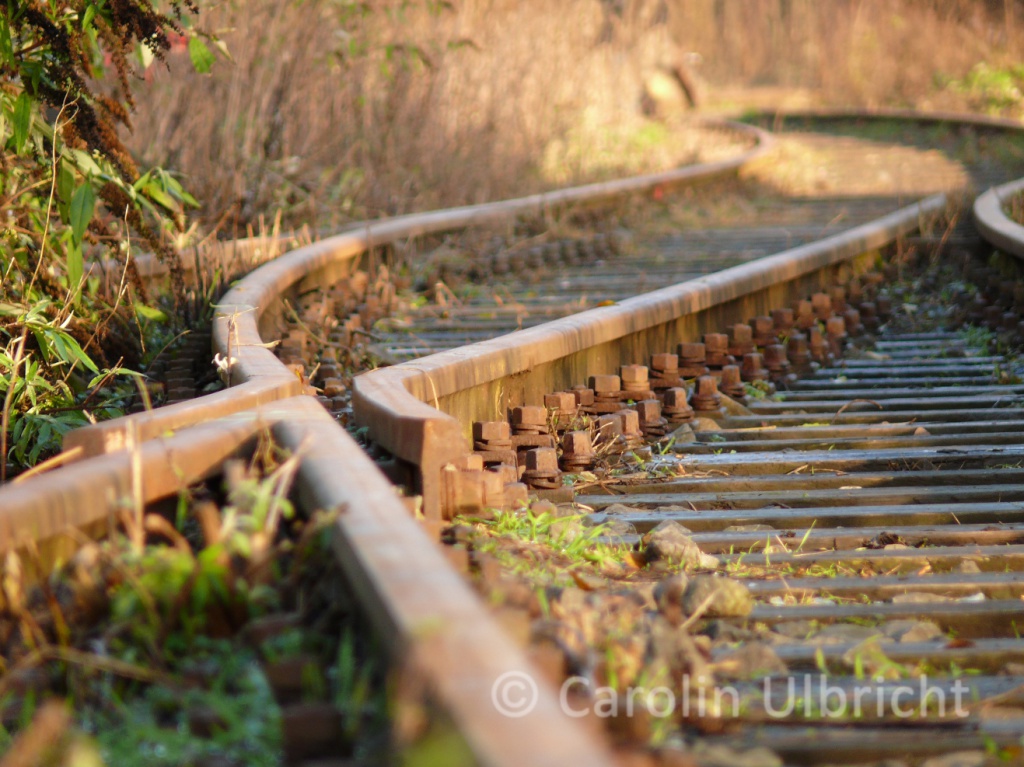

{"left": 0, "top": 404, "right": 277, "bottom": 576}
{"left": 974, "top": 177, "right": 1024, "bottom": 261}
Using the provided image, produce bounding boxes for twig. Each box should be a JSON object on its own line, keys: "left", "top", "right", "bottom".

{"left": 831, "top": 398, "right": 882, "bottom": 423}
{"left": 0, "top": 644, "right": 175, "bottom": 700}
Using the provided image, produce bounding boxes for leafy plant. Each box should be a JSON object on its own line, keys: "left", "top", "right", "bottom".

{"left": 0, "top": 0, "right": 221, "bottom": 474}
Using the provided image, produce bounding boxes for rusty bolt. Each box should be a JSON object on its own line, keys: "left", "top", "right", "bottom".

{"left": 703, "top": 333, "right": 728, "bottom": 353}
{"left": 443, "top": 466, "right": 484, "bottom": 517}
{"left": 512, "top": 405, "right": 548, "bottom": 427}
{"left": 830, "top": 286, "right": 847, "bottom": 313}
{"left": 494, "top": 463, "right": 519, "bottom": 485}
{"left": 618, "top": 409, "right": 641, "bottom": 437}
{"left": 771, "top": 307, "right": 794, "bottom": 333}
{"left": 808, "top": 326, "right": 829, "bottom": 363}
{"left": 525, "top": 447, "right": 559, "bottom": 474}
{"left": 560, "top": 431, "right": 595, "bottom": 471}
{"left": 620, "top": 365, "right": 649, "bottom": 385}
{"left": 689, "top": 375, "right": 723, "bottom": 411}
{"left": 544, "top": 392, "right": 577, "bottom": 413}
{"left": 322, "top": 378, "right": 346, "bottom": 398}
{"left": 728, "top": 323, "right": 753, "bottom": 345}
{"left": 811, "top": 292, "right": 832, "bottom": 320}
{"left": 452, "top": 453, "right": 485, "bottom": 471}
{"left": 481, "top": 470, "right": 505, "bottom": 507}
{"left": 762, "top": 344, "right": 790, "bottom": 373}
{"left": 650, "top": 353, "right": 678, "bottom": 374}
{"left": 718, "top": 366, "right": 746, "bottom": 400}
{"left": 787, "top": 332, "right": 810, "bottom": 367}
{"left": 794, "top": 299, "right": 815, "bottom": 329}
{"left": 597, "top": 413, "right": 623, "bottom": 439}
{"left": 571, "top": 386, "right": 595, "bottom": 407}
{"left": 750, "top": 316, "right": 777, "bottom": 345}
{"left": 740, "top": 352, "right": 769, "bottom": 383}
{"left": 826, "top": 315, "right": 847, "bottom": 338}
{"left": 590, "top": 375, "right": 621, "bottom": 394}
{"left": 561, "top": 430, "right": 595, "bottom": 456}
{"left": 661, "top": 387, "right": 695, "bottom": 423}
{"left": 677, "top": 342, "right": 705, "bottom": 362}
{"left": 859, "top": 301, "right": 879, "bottom": 332}
{"left": 503, "top": 483, "right": 529, "bottom": 510}
{"left": 662, "top": 387, "right": 689, "bottom": 409}
{"left": 633, "top": 399, "right": 661, "bottom": 422}
{"left": 474, "top": 421, "right": 511, "bottom": 442}
{"left": 843, "top": 308, "right": 862, "bottom": 336}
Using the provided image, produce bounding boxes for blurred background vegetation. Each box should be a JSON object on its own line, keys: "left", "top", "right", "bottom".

{"left": 129, "top": 0, "right": 1024, "bottom": 235}
{"left": 4, "top": 0, "right": 1024, "bottom": 474}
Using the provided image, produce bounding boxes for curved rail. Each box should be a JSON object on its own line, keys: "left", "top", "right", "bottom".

{"left": 3, "top": 119, "right": 770, "bottom": 767}
{"left": 6, "top": 110, "right": 1022, "bottom": 764}
{"left": 973, "top": 177, "right": 1024, "bottom": 260}
{"left": 353, "top": 195, "right": 947, "bottom": 518}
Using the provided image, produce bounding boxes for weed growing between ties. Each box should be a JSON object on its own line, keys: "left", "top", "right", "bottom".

{"left": 0, "top": 440, "right": 392, "bottom": 765}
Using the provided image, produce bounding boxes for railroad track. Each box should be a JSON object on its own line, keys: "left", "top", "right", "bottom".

{"left": 4, "top": 112, "right": 1024, "bottom": 765}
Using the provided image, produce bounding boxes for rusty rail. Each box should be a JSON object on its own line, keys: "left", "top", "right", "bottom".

{"left": 3, "top": 119, "right": 768, "bottom": 767}
{"left": 353, "top": 195, "right": 947, "bottom": 518}
{"left": 5, "top": 111, "right": 1024, "bottom": 764}
{"left": 973, "top": 177, "right": 1024, "bottom": 260}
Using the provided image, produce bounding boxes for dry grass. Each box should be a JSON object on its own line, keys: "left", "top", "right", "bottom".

{"left": 125, "top": 0, "right": 1022, "bottom": 237}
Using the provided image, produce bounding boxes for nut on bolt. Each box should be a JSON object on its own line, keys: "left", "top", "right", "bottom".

{"left": 771, "top": 307, "right": 794, "bottom": 334}
{"left": 689, "top": 375, "right": 723, "bottom": 412}
{"left": 703, "top": 333, "right": 731, "bottom": 369}
{"left": 727, "top": 323, "right": 755, "bottom": 358}
{"left": 512, "top": 405, "right": 550, "bottom": 434}
{"left": 740, "top": 352, "right": 770, "bottom": 384}
{"left": 750, "top": 316, "right": 778, "bottom": 347}
{"left": 632, "top": 399, "right": 668, "bottom": 439}
{"left": 559, "top": 430, "right": 595, "bottom": 471}
{"left": 661, "top": 387, "right": 695, "bottom": 424}
{"left": 522, "top": 447, "right": 563, "bottom": 489}
{"left": 718, "top": 365, "right": 746, "bottom": 403}
{"left": 811, "top": 292, "right": 832, "bottom": 321}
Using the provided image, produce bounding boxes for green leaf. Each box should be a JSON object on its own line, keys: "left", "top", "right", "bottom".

{"left": 140, "top": 182, "right": 178, "bottom": 213}
{"left": 57, "top": 159, "right": 75, "bottom": 205}
{"left": 188, "top": 37, "right": 215, "bottom": 74}
{"left": 69, "top": 184, "right": 96, "bottom": 245}
{"left": 67, "top": 149, "right": 103, "bottom": 177}
{"left": 13, "top": 93, "right": 32, "bottom": 153}
{"left": 66, "top": 241, "right": 83, "bottom": 291}
{"left": 134, "top": 304, "right": 168, "bottom": 322}
{"left": 56, "top": 159, "right": 75, "bottom": 223}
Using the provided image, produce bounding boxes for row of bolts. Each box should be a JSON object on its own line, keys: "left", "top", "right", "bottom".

{"left": 441, "top": 282, "right": 896, "bottom": 514}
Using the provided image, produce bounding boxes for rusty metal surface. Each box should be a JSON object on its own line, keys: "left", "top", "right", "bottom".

{"left": 1, "top": 118, "right": 774, "bottom": 767}
{"left": 974, "top": 177, "right": 1024, "bottom": 260}
{"left": 5, "top": 111, "right": 1024, "bottom": 764}
{"left": 352, "top": 195, "right": 947, "bottom": 517}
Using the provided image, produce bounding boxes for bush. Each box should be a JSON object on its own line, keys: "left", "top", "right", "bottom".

{"left": 0, "top": 1, "right": 210, "bottom": 476}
